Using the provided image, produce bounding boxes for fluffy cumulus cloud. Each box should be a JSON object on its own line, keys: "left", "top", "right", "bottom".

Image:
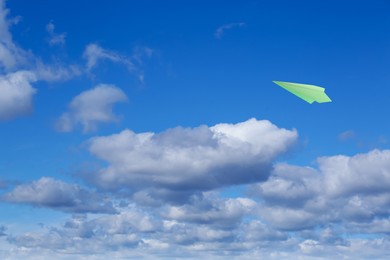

{"left": 86, "top": 118, "right": 297, "bottom": 195}
{"left": 2, "top": 177, "right": 116, "bottom": 213}
{"left": 56, "top": 84, "right": 128, "bottom": 133}
{"left": 320, "top": 149, "right": 390, "bottom": 197}
{"left": 252, "top": 149, "right": 390, "bottom": 237}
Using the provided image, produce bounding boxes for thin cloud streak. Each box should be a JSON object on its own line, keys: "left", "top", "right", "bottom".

{"left": 214, "top": 22, "right": 245, "bottom": 39}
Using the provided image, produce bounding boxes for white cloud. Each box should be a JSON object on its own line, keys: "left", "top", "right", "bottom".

{"left": 0, "top": 71, "right": 37, "bottom": 120}
{"left": 56, "top": 84, "right": 128, "bottom": 133}
{"left": 214, "top": 22, "right": 245, "bottom": 39}
{"left": 86, "top": 118, "right": 297, "bottom": 194}
{"left": 46, "top": 20, "right": 66, "bottom": 46}
{"left": 2, "top": 177, "right": 116, "bottom": 213}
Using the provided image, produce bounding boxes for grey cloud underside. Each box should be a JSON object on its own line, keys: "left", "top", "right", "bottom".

{"left": 2, "top": 177, "right": 116, "bottom": 214}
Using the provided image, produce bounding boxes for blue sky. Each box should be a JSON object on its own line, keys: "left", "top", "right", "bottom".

{"left": 1, "top": 0, "right": 390, "bottom": 259}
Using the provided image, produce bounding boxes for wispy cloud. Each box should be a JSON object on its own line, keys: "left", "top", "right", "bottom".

{"left": 45, "top": 20, "right": 66, "bottom": 46}
{"left": 0, "top": 1, "right": 29, "bottom": 72}
{"left": 56, "top": 84, "right": 128, "bottom": 133}
{"left": 338, "top": 130, "right": 356, "bottom": 141}
{"left": 83, "top": 43, "right": 153, "bottom": 82}
{"left": 33, "top": 61, "right": 81, "bottom": 82}
{"left": 83, "top": 43, "right": 130, "bottom": 72}
{"left": 214, "top": 22, "right": 245, "bottom": 39}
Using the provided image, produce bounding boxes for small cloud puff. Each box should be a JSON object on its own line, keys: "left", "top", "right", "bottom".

{"left": 56, "top": 84, "right": 128, "bottom": 133}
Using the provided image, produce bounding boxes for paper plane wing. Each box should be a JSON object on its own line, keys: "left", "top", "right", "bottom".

{"left": 273, "top": 81, "right": 332, "bottom": 104}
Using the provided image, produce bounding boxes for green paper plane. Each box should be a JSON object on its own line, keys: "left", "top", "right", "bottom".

{"left": 273, "top": 81, "right": 332, "bottom": 104}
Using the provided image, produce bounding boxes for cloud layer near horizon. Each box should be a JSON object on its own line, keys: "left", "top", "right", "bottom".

{"left": 2, "top": 118, "right": 390, "bottom": 259}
